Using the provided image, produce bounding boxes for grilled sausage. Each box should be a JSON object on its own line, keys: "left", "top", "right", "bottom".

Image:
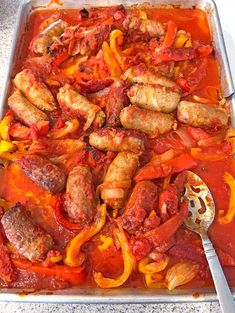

{"left": 13, "top": 69, "right": 57, "bottom": 111}
{"left": 57, "top": 84, "right": 105, "bottom": 130}
{"left": 16, "top": 155, "right": 66, "bottom": 194}
{"left": 128, "top": 83, "right": 181, "bottom": 113}
{"left": 64, "top": 165, "right": 97, "bottom": 224}
{"left": 177, "top": 101, "right": 229, "bottom": 129}
{"left": 100, "top": 152, "right": 139, "bottom": 209}
{"left": 124, "top": 63, "right": 178, "bottom": 88}
{"left": 120, "top": 105, "right": 174, "bottom": 138}
{"left": 31, "top": 19, "right": 68, "bottom": 55}
{"left": 1, "top": 203, "right": 54, "bottom": 262}
{"left": 8, "top": 91, "right": 49, "bottom": 127}
{"left": 89, "top": 128, "right": 144, "bottom": 154}
{"left": 123, "top": 14, "right": 165, "bottom": 41}
{"left": 106, "top": 80, "right": 129, "bottom": 127}
{"left": 118, "top": 181, "right": 158, "bottom": 235}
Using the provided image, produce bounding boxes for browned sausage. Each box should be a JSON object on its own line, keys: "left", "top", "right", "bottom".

{"left": 123, "top": 14, "right": 165, "bottom": 42}
{"left": 128, "top": 83, "right": 181, "bottom": 113}
{"left": 120, "top": 105, "right": 175, "bottom": 138}
{"left": 63, "top": 165, "right": 97, "bottom": 224}
{"left": 100, "top": 152, "right": 139, "bottom": 210}
{"left": 1, "top": 203, "right": 54, "bottom": 262}
{"left": 105, "top": 80, "right": 129, "bottom": 127}
{"left": 57, "top": 84, "right": 105, "bottom": 130}
{"left": 31, "top": 19, "right": 68, "bottom": 55}
{"left": 13, "top": 69, "right": 57, "bottom": 111}
{"left": 89, "top": 128, "right": 144, "bottom": 154}
{"left": 8, "top": 91, "right": 49, "bottom": 127}
{"left": 177, "top": 101, "right": 229, "bottom": 129}
{"left": 124, "top": 63, "right": 178, "bottom": 88}
{"left": 16, "top": 155, "right": 66, "bottom": 194}
{"left": 118, "top": 181, "right": 158, "bottom": 234}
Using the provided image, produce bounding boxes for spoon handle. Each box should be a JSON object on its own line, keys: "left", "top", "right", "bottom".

{"left": 202, "top": 235, "right": 235, "bottom": 313}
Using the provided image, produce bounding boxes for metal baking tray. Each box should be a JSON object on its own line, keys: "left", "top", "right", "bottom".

{"left": 0, "top": 0, "right": 235, "bottom": 303}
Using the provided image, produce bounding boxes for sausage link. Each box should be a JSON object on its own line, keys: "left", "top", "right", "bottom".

{"left": 124, "top": 63, "right": 178, "bottom": 88}
{"left": 105, "top": 80, "right": 129, "bottom": 127}
{"left": 57, "top": 84, "right": 105, "bottom": 130}
{"left": 8, "top": 90, "right": 49, "bottom": 127}
{"left": 16, "top": 155, "right": 66, "bottom": 194}
{"left": 101, "top": 152, "right": 139, "bottom": 209}
{"left": 31, "top": 19, "right": 68, "bottom": 55}
{"left": 1, "top": 203, "right": 54, "bottom": 262}
{"left": 13, "top": 69, "right": 57, "bottom": 111}
{"left": 64, "top": 165, "right": 97, "bottom": 224}
{"left": 120, "top": 105, "right": 174, "bottom": 138}
{"left": 89, "top": 128, "right": 144, "bottom": 154}
{"left": 177, "top": 101, "right": 229, "bottom": 129}
{"left": 128, "top": 83, "right": 181, "bottom": 113}
{"left": 118, "top": 181, "right": 158, "bottom": 234}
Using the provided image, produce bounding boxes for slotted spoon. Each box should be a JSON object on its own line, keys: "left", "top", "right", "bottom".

{"left": 176, "top": 170, "right": 235, "bottom": 313}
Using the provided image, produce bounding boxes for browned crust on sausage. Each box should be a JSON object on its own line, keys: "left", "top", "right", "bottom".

{"left": 1, "top": 203, "right": 54, "bottom": 261}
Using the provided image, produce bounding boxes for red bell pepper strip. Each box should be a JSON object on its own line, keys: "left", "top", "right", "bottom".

{"left": 78, "top": 78, "right": 114, "bottom": 93}
{"left": 144, "top": 202, "right": 188, "bottom": 247}
{"left": 52, "top": 50, "right": 70, "bottom": 68}
{"left": 161, "top": 21, "right": 177, "bottom": 49}
{"left": 0, "top": 233, "right": 17, "bottom": 284}
{"left": 135, "top": 153, "right": 197, "bottom": 182}
{"left": 9, "top": 123, "right": 31, "bottom": 140}
{"left": 51, "top": 195, "right": 84, "bottom": 232}
{"left": 12, "top": 259, "right": 85, "bottom": 285}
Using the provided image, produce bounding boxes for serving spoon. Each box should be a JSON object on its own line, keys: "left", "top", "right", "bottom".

{"left": 176, "top": 170, "right": 235, "bottom": 313}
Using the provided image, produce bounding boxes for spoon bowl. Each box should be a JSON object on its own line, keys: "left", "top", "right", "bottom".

{"left": 175, "top": 170, "right": 235, "bottom": 313}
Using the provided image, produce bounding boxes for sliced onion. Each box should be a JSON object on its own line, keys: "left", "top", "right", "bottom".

{"left": 151, "top": 149, "right": 175, "bottom": 166}
{"left": 174, "top": 128, "right": 195, "bottom": 148}
{"left": 197, "top": 135, "right": 223, "bottom": 147}
{"left": 193, "top": 95, "right": 213, "bottom": 104}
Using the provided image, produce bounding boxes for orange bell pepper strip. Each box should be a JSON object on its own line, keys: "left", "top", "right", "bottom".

{"left": 102, "top": 41, "right": 122, "bottom": 78}
{"left": 47, "top": 119, "right": 80, "bottom": 139}
{"left": 0, "top": 113, "right": 13, "bottom": 141}
{"left": 138, "top": 255, "right": 169, "bottom": 274}
{"left": 161, "top": 20, "right": 177, "bottom": 49}
{"left": 145, "top": 272, "right": 166, "bottom": 288}
{"left": 218, "top": 172, "right": 235, "bottom": 224}
{"left": 64, "top": 203, "right": 107, "bottom": 267}
{"left": 191, "top": 147, "right": 228, "bottom": 161}
{"left": 12, "top": 259, "right": 85, "bottom": 285}
{"left": 110, "top": 29, "right": 125, "bottom": 70}
{"left": 135, "top": 154, "right": 197, "bottom": 182}
{"left": 93, "top": 226, "right": 137, "bottom": 288}
{"left": 144, "top": 202, "right": 188, "bottom": 248}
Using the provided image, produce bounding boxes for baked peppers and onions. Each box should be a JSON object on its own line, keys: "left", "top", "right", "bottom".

{"left": 0, "top": 5, "right": 232, "bottom": 291}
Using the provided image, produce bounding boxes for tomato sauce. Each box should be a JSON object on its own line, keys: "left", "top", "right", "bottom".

{"left": 0, "top": 6, "right": 234, "bottom": 291}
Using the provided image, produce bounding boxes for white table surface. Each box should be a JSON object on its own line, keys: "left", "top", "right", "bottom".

{"left": 0, "top": 0, "right": 234, "bottom": 312}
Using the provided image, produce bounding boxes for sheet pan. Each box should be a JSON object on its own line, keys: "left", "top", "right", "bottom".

{"left": 0, "top": 0, "right": 234, "bottom": 303}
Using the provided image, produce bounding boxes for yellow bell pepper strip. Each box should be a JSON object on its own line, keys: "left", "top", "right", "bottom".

{"left": 174, "top": 31, "right": 192, "bottom": 48}
{"left": 145, "top": 273, "right": 166, "bottom": 288}
{"left": 110, "top": 29, "right": 125, "bottom": 70}
{"left": 0, "top": 140, "right": 16, "bottom": 153}
{"left": 166, "top": 262, "right": 199, "bottom": 290}
{"left": 138, "top": 255, "right": 169, "bottom": 274}
{"left": 47, "top": 119, "right": 80, "bottom": 139}
{"left": 93, "top": 226, "right": 137, "bottom": 288}
{"left": 191, "top": 147, "right": 228, "bottom": 161}
{"left": 12, "top": 258, "right": 85, "bottom": 286}
{"left": 0, "top": 113, "right": 13, "bottom": 141}
{"left": 102, "top": 41, "right": 123, "bottom": 78}
{"left": 98, "top": 235, "right": 113, "bottom": 251}
{"left": 218, "top": 172, "right": 235, "bottom": 224}
{"left": 64, "top": 203, "right": 107, "bottom": 267}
